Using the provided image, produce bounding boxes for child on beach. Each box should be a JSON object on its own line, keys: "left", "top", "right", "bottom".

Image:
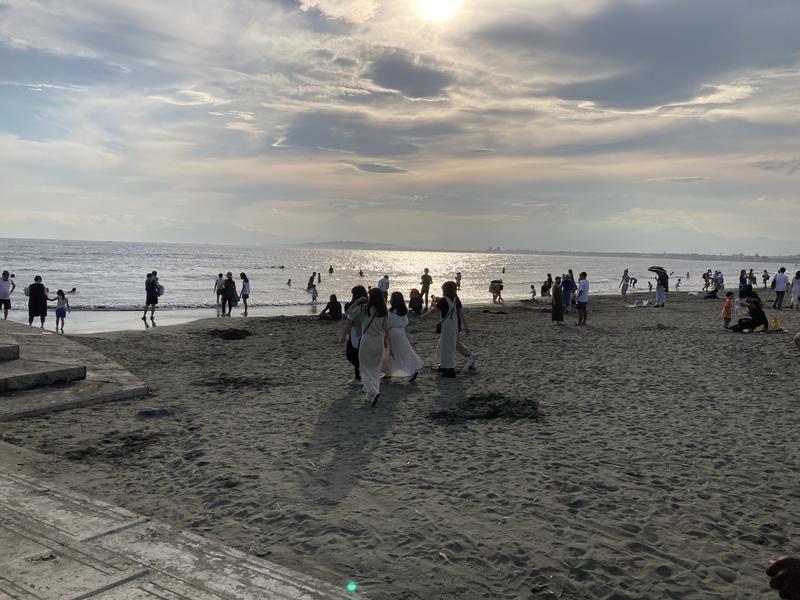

{"left": 53, "top": 289, "right": 70, "bottom": 334}
{"left": 721, "top": 291, "right": 735, "bottom": 329}
{"left": 310, "top": 284, "right": 318, "bottom": 305}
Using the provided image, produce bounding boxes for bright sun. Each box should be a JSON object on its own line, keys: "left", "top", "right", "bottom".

{"left": 416, "top": 0, "right": 463, "bottom": 21}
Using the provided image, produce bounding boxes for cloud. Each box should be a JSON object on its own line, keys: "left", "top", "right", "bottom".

{"left": 365, "top": 50, "right": 453, "bottom": 99}
{"left": 477, "top": 0, "right": 800, "bottom": 109}
{"left": 299, "top": 0, "right": 377, "bottom": 23}
{"left": 274, "top": 110, "right": 460, "bottom": 156}
{"left": 342, "top": 161, "right": 409, "bottom": 173}
{"left": 752, "top": 158, "right": 800, "bottom": 175}
{"left": 148, "top": 89, "right": 229, "bottom": 106}
{"left": 647, "top": 176, "right": 711, "bottom": 183}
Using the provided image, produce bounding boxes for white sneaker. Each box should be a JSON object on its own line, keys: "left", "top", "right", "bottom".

{"left": 467, "top": 352, "right": 477, "bottom": 369}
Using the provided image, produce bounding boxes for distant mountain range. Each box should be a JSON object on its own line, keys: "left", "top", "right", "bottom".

{"left": 298, "top": 241, "right": 799, "bottom": 262}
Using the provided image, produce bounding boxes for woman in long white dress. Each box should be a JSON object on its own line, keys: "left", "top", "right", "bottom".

{"left": 427, "top": 281, "right": 472, "bottom": 378}
{"left": 791, "top": 270, "right": 800, "bottom": 310}
{"left": 383, "top": 292, "right": 423, "bottom": 381}
{"left": 341, "top": 288, "right": 392, "bottom": 406}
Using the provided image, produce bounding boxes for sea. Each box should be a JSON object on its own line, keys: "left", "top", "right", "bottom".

{"left": 1, "top": 238, "right": 794, "bottom": 333}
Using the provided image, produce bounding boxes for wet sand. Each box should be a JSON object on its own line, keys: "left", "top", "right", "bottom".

{"left": 3, "top": 292, "right": 799, "bottom": 599}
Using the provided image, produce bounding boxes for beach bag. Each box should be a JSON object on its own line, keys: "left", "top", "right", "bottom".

{"left": 157, "top": 284, "right": 165, "bottom": 297}
{"left": 770, "top": 277, "right": 776, "bottom": 289}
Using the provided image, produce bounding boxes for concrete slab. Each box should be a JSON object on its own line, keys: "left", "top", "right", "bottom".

{"left": 0, "top": 470, "right": 147, "bottom": 541}
{"left": 0, "top": 380, "right": 148, "bottom": 422}
{"left": 96, "top": 522, "right": 355, "bottom": 600}
{"left": 0, "top": 343, "right": 19, "bottom": 362}
{"left": 0, "top": 360, "right": 86, "bottom": 394}
{"left": 0, "top": 449, "right": 361, "bottom": 600}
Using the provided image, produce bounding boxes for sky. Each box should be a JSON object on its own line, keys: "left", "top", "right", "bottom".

{"left": 1, "top": 0, "right": 799, "bottom": 254}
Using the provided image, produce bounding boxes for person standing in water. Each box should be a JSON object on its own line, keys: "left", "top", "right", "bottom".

{"left": 620, "top": 269, "right": 630, "bottom": 302}
{"left": 143, "top": 272, "right": 158, "bottom": 322}
{"left": 221, "top": 272, "right": 238, "bottom": 316}
{"left": 53, "top": 289, "right": 70, "bottom": 334}
{"left": 214, "top": 273, "right": 225, "bottom": 306}
{"left": 27, "top": 275, "right": 50, "bottom": 328}
{"left": 328, "top": 265, "right": 334, "bottom": 275}
{"left": 341, "top": 287, "right": 393, "bottom": 406}
{"left": 239, "top": 272, "right": 250, "bottom": 316}
{"left": 307, "top": 272, "right": 316, "bottom": 290}
{"left": 420, "top": 268, "right": 433, "bottom": 311}
{"left": 0, "top": 270, "right": 15, "bottom": 320}
{"left": 455, "top": 272, "right": 462, "bottom": 290}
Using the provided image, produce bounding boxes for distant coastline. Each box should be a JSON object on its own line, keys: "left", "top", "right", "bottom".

{"left": 298, "top": 241, "right": 800, "bottom": 263}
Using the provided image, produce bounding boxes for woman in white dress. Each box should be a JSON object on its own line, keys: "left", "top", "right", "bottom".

{"left": 791, "top": 270, "right": 800, "bottom": 310}
{"left": 427, "top": 281, "right": 473, "bottom": 378}
{"left": 341, "top": 288, "right": 392, "bottom": 406}
{"left": 383, "top": 292, "right": 423, "bottom": 381}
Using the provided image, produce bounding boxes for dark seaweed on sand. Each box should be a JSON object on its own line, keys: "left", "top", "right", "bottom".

{"left": 429, "top": 394, "right": 541, "bottom": 423}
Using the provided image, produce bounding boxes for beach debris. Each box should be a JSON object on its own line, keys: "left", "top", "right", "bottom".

{"left": 136, "top": 407, "right": 174, "bottom": 419}
{"left": 205, "top": 328, "right": 251, "bottom": 340}
{"left": 438, "top": 551, "right": 450, "bottom": 562}
{"left": 429, "top": 394, "right": 541, "bottom": 423}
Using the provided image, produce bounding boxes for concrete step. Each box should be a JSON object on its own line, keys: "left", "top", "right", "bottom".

{"left": 0, "top": 343, "right": 19, "bottom": 362}
{"left": 0, "top": 359, "right": 86, "bottom": 394}
{"left": 0, "top": 379, "right": 146, "bottom": 421}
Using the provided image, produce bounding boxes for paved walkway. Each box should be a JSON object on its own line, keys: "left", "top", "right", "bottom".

{"left": 0, "top": 441, "right": 360, "bottom": 599}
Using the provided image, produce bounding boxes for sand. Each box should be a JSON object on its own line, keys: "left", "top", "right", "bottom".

{"left": 3, "top": 292, "right": 799, "bottom": 599}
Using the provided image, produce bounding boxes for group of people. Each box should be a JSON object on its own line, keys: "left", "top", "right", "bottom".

{"left": 548, "top": 271, "right": 590, "bottom": 325}
{"left": 336, "top": 272, "right": 476, "bottom": 406}
{"left": 212, "top": 272, "right": 250, "bottom": 317}
{"left": 0, "top": 270, "right": 73, "bottom": 333}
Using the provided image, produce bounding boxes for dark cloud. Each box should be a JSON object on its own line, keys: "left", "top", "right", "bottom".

{"left": 752, "top": 158, "right": 800, "bottom": 175}
{"left": 477, "top": 0, "right": 800, "bottom": 109}
{"left": 365, "top": 50, "right": 453, "bottom": 98}
{"left": 275, "top": 110, "right": 460, "bottom": 156}
{"left": 343, "top": 161, "right": 409, "bottom": 174}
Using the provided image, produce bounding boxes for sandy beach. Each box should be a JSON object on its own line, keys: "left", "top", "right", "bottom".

{"left": 3, "top": 291, "right": 799, "bottom": 599}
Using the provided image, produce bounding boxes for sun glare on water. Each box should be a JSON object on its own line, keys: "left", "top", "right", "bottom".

{"left": 416, "top": 0, "right": 463, "bottom": 21}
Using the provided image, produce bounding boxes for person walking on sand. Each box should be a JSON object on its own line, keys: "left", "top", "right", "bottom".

{"left": 27, "top": 275, "right": 50, "bottom": 328}
{"left": 426, "top": 281, "right": 474, "bottom": 378}
{"left": 382, "top": 292, "right": 423, "bottom": 382}
{"left": 53, "top": 289, "right": 70, "bottom": 334}
{"left": 342, "top": 286, "right": 368, "bottom": 383}
{"left": 420, "top": 268, "right": 433, "bottom": 310}
{"left": 341, "top": 287, "right": 393, "bottom": 407}
{"left": 551, "top": 276, "right": 564, "bottom": 323}
{"left": 762, "top": 269, "right": 770, "bottom": 289}
{"left": 576, "top": 272, "right": 589, "bottom": 326}
{"left": 0, "top": 270, "right": 15, "bottom": 320}
{"left": 214, "top": 273, "right": 225, "bottom": 306}
{"left": 620, "top": 269, "right": 630, "bottom": 302}
{"left": 239, "top": 272, "right": 250, "bottom": 316}
{"left": 772, "top": 267, "right": 789, "bottom": 310}
{"left": 143, "top": 272, "right": 158, "bottom": 321}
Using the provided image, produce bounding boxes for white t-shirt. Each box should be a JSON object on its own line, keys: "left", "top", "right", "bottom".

{"left": 241, "top": 281, "right": 251, "bottom": 296}
{"left": 774, "top": 272, "right": 789, "bottom": 292}
{"left": 576, "top": 279, "right": 589, "bottom": 302}
{"left": 214, "top": 277, "right": 224, "bottom": 293}
{"left": 0, "top": 279, "right": 12, "bottom": 299}
{"left": 377, "top": 278, "right": 390, "bottom": 292}
{"left": 387, "top": 311, "right": 409, "bottom": 329}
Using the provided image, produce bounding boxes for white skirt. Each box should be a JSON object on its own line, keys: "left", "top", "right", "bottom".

{"left": 387, "top": 328, "right": 423, "bottom": 377}
{"left": 359, "top": 325, "right": 384, "bottom": 399}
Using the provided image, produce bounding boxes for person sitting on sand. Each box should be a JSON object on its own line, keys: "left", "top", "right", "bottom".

{"left": 767, "top": 556, "right": 800, "bottom": 599}
{"left": 319, "top": 294, "right": 342, "bottom": 320}
{"left": 728, "top": 293, "right": 769, "bottom": 333}
{"left": 408, "top": 288, "right": 423, "bottom": 315}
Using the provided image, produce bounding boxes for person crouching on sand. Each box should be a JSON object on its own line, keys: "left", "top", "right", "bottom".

{"left": 341, "top": 287, "right": 392, "bottom": 407}
{"left": 425, "top": 281, "right": 475, "bottom": 377}
{"left": 382, "top": 292, "right": 423, "bottom": 382}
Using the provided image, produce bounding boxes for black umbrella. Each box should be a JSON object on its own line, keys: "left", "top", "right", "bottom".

{"left": 648, "top": 266, "right": 668, "bottom": 276}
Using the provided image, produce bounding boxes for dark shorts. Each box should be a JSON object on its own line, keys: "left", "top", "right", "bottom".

{"left": 577, "top": 301, "right": 587, "bottom": 310}
{"left": 56, "top": 307, "right": 67, "bottom": 319}
{"left": 0, "top": 299, "right": 10, "bottom": 310}
{"left": 146, "top": 293, "right": 159, "bottom": 305}
{"left": 241, "top": 294, "right": 249, "bottom": 300}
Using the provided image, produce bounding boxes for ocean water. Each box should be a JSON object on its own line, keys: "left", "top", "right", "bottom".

{"left": 0, "top": 238, "right": 793, "bottom": 332}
